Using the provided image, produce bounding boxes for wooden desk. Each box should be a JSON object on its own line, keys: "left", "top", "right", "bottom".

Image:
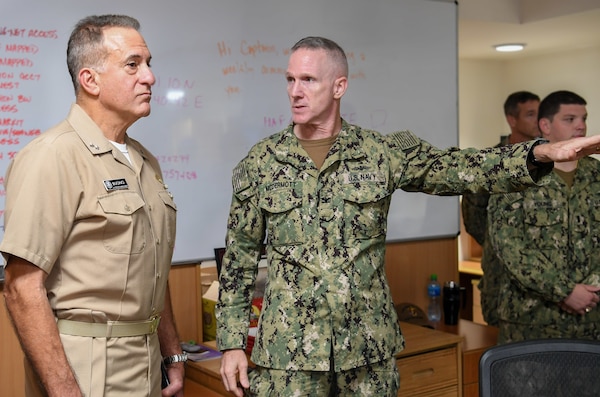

{"left": 184, "top": 348, "right": 228, "bottom": 397}
{"left": 185, "top": 322, "right": 463, "bottom": 397}
{"left": 435, "top": 319, "right": 498, "bottom": 397}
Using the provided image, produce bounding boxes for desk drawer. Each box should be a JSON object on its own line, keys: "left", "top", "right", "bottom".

{"left": 397, "top": 347, "right": 458, "bottom": 396}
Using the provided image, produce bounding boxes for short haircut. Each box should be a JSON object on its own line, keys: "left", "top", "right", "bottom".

{"left": 503, "top": 91, "right": 540, "bottom": 118}
{"left": 67, "top": 14, "right": 141, "bottom": 94}
{"left": 291, "top": 36, "right": 349, "bottom": 77}
{"left": 538, "top": 90, "right": 587, "bottom": 122}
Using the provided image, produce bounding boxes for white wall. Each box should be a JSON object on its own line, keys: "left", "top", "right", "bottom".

{"left": 459, "top": 44, "right": 600, "bottom": 149}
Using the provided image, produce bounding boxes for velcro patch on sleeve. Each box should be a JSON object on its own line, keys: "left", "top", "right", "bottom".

{"left": 389, "top": 130, "right": 420, "bottom": 151}
{"left": 232, "top": 161, "right": 250, "bottom": 193}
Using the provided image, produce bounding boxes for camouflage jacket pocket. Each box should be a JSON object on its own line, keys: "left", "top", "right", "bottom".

{"left": 341, "top": 184, "right": 390, "bottom": 241}
{"left": 523, "top": 201, "right": 564, "bottom": 249}
{"left": 259, "top": 182, "right": 304, "bottom": 246}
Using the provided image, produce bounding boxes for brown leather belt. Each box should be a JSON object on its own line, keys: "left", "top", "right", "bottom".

{"left": 57, "top": 316, "right": 160, "bottom": 338}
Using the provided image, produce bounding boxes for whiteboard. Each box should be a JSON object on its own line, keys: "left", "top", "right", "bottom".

{"left": 0, "top": 0, "right": 458, "bottom": 263}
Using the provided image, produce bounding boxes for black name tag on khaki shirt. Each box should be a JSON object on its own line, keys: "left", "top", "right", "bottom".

{"left": 103, "top": 178, "right": 129, "bottom": 191}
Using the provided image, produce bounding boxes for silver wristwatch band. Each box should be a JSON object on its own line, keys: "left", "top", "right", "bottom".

{"left": 163, "top": 352, "right": 188, "bottom": 365}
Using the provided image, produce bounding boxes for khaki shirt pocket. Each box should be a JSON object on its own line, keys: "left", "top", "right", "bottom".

{"left": 98, "top": 191, "right": 146, "bottom": 254}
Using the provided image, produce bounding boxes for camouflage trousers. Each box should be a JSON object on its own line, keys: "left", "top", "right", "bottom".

{"left": 497, "top": 320, "right": 600, "bottom": 344}
{"left": 244, "top": 357, "right": 399, "bottom": 397}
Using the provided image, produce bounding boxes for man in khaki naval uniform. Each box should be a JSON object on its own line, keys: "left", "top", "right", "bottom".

{"left": 1, "top": 15, "right": 184, "bottom": 397}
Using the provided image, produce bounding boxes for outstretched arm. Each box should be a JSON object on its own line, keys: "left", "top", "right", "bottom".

{"left": 533, "top": 135, "right": 600, "bottom": 163}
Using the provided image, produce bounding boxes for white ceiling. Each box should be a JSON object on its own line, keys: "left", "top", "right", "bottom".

{"left": 458, "top": 0, "right": 600, "bottom": 60}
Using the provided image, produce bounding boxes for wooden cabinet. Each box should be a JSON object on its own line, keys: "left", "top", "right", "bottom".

{"left": 397, "top": 322, "right": 462, "bottom": 397}
{"left": 435, "top": 320, "right": 498, "bottom": 397}
{"left": 397, "top": 348, "right": 459, "bottom": 396}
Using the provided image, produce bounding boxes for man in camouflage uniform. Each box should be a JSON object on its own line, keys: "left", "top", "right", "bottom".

{"left": 461, "top": 91, "right": 540, "bottom": 326}
{"left": 216, "top": 38, "right": 600, "bottom": 397}
{"left": 488, "top": 90, "right": 600, "bottom": 344}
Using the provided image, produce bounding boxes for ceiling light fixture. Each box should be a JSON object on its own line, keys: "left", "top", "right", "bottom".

{"left": 494, "top": 43, "right": 525, "bottom": 53}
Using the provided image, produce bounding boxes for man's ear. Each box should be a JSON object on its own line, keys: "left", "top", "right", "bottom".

{"left": 333, "top": 76, "right": 348, "bottom": 99}
{"left": 538, "top": 118, "right": 551, "bottom": 139}
{"left": 506, "top": 114, "right": 517, "bottom": 128}
{"left": 79, "top": 68, "right": 100, "bottom": 96}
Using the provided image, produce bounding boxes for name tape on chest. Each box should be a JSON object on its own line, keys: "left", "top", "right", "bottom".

{"left": 343, "top": 172, "right": 384, "bottom": 184}
{"left": 103, "top": 178, "right": 129, "bottom": 191}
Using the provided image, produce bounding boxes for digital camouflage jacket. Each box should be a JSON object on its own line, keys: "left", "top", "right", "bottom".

{"left": 489, "top": 156, "right": 600, "bottom": 333}
{"left": 217, "top": 120, "right": 545, "bottom": 371}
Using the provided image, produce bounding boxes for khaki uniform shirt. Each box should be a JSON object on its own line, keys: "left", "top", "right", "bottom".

{"left": 217, "top": 120, "right": 544, "bottom": 371}
{"left": 1, "top": 104, "right": 177, "bottom": 396}
{"left": 488, "top": 156, "right": 600, "bottom": 339}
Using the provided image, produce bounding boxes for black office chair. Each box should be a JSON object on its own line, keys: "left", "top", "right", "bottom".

{"left": 479, "top": 338, "right": 600, "bottom": 397}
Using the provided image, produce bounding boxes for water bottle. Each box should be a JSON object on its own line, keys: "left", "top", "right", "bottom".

{"left": 427, "top": 274, "right": 442, "bottom": 322}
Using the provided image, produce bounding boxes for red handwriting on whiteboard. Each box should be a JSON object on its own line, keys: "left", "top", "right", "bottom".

{"left": 0, "top": 58, "right": 33, "bottom": 67}
{"left": 0, "top": 152, "right": 18, "bottom": 160}
{"left": 217, "top": 40, "right": 278, "bottom": 58}
{"left": 260, "top": 65, "right": 285, "bottom": 75}
{"left": 4, "top": 43, "right": 39, "bottom": 54}
{"left": 152, "top": 94, "right": 203, "bottom": 109}
{"left": 0, "top": 27, "right": 59, "bottom": 39}
{"left": 152, "top": 77, "right": 202, "bottom": 109}
{"left": 0, "top": 81, "right": 19, "bottom": 90}
{"left": 222, "top": 61, "right": 254, "bottom": 76}
{"left": 156, "top": 154, "right": 191, "bottom": 164}
{"left": 162, "top": 169, "right": 198, "bottom": 181}
{"left": 264, "top": 115, "right": 289, "bottom": 129}
{"left": 240, "top": 40, "right": 277, "bottom": 57}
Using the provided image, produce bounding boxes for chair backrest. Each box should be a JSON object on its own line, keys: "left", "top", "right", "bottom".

{"left": 479, "top": 338, "right": 600, "bottom": 397}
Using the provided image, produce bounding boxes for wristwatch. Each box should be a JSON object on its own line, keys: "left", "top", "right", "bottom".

{"left": 163, "top": 352, "right": 188, "bottom": 365}
{"left": 527, "top": 138, "right": 551, "bottom": 168}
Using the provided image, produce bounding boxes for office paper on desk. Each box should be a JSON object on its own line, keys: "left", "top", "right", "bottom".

{"left": 186, "top": 345, "right": 222, "bottom": 362}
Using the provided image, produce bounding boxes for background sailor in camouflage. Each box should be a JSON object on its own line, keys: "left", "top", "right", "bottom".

{"left": 488, "top": 90, "right": 600, "bottom": 344}
{"left": 461, "top": 91, "right": 540, "bottom": 326}
{"left": 216, "top": 37, "right": 600, "bottom": 397}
